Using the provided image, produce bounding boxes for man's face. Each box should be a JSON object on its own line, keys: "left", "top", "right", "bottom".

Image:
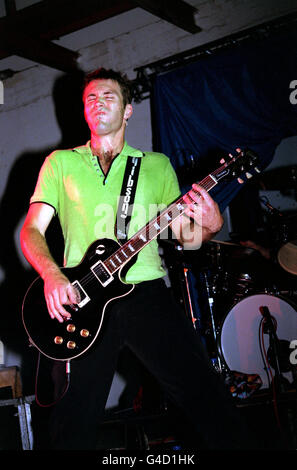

{"left": 83, "top": 78, "right": 131, "bottom": 136}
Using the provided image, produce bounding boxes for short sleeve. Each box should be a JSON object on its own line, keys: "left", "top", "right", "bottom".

{"left": 30, "top": 152, "right": 60, "bottom": 212}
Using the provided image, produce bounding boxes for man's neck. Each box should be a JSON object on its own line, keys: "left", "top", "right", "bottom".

{"left": 90, "top": 134, "right": 125, "bottom": 173}
{"left": 90, "top": 133, "right": 124, "bottom": 158}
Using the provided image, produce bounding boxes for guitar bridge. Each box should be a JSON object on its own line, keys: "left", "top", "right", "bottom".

{"left": 72, "top": 280, "right": 90, "bottom": 307}
{"left": 91, "top": 260, "right": 113, "bottom": 287}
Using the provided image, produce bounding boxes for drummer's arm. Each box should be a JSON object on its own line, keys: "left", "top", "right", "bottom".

{"left": 240, "top": 240, "right": 271, "bottom": 260}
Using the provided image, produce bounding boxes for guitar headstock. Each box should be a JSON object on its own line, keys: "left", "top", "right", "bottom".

{"left": 216, "top": 148, "right": 261, "bottom": 184}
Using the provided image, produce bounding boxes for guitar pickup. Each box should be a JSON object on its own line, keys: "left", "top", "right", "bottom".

{"left": 91, "top": 260, "right": 113, "bottom": 287}
{"left": 71, "top": 280, "right": 90, "bottom": 308}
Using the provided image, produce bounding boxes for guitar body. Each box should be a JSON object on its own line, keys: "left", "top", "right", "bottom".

{"left": 22, "top": 238, "right": 135, "bottom": 361}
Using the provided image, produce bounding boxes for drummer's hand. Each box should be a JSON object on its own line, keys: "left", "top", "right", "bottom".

{"left": 240, "top": 240, "right": 271, "bottom": 260}
{"left": 183, "top": 184, "right": 224, "bottom": 236}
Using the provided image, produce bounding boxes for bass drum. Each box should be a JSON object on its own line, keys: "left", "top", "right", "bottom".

{"left": 219, "top": 294, "right": 297, "bottom": 390}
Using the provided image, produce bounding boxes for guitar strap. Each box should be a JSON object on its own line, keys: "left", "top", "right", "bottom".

{"left": 115, "top": 155, "right": 142, "bottom": 245}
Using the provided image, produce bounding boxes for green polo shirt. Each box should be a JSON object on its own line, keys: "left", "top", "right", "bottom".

{"left": 30, "top": 141, "right": 181, "bottom": 283}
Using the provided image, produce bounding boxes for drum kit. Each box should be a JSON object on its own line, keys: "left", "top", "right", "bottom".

{"left": 162, "top": 164, "right": 297, "bottom": 398}
{"left": 164, "top": 207, "right": 297, "bottom": 398}
{"left": 189, "top": 226, "right": 297, "bottom": 396}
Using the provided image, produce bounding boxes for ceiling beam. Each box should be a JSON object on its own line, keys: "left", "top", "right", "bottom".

{"left": 0, "top": 0, "right": 136, "bottom": 65}
{"left": 132, "top": 0, "right": 201, "bottom": 33}
{"left": 0, "top": 0, "right": 200, "bottom": 71}
{"left": 1, "top": 30, "right": 79, "bottom": 72}
{"left": 38, "top": 0, "right": 136, "bottom": 40}
{"left": 0, "top": 0, "right": 136, "bottom": 43}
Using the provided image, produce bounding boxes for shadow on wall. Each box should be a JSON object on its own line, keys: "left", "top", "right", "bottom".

{"left": 0, "top": 71, "right": 89, "bottom": 395}
{"left": 0, "top": 71, "right": 158, "bottom": 413}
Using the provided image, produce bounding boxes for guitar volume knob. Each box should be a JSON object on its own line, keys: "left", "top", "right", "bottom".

{"left": 54, "top": 336, "right": 63, "bottom": 345}
{"left": 80, "top": 329, "right": 90, "bottom": 338}
{"left": 67, "top": 341, "right": 76, "bottom": 349}
{"left": 66, "top": 324, "right": 76, "bottom": 333}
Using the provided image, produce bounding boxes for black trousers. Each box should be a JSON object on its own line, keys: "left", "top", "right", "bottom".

{"left": 48, "top": 278, "right": 251, "bottom": 450}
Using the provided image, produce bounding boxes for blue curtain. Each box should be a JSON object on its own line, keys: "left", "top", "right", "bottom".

{"left": 153, "top": 29, "right": 297, "bottom": 211}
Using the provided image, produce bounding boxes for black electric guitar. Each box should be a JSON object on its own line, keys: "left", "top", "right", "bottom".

{"left": 22, "top": 149, "right": 259, "bottom": 361}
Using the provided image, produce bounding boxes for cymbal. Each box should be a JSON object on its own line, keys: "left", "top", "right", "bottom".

{"left": 210, "top": 239, "right": 255, "bottom": 253}
{"left": 277, "top": 240, "right": 297, "bottom": 275}
{"left": 210, "top": 239, "right": 240, "bottom": 246}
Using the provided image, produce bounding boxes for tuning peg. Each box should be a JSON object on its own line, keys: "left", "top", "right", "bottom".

{"left": 246, "top": 172, "right": 252, "bottom": 179}
{"left": 237, "top": 177, "right": 244, "bottom": 184}
{"left": 255, "top": 166, "right": 261, "bottom": 173}
{"left": 220, "top": 158, "right": 225, "bottom": 164}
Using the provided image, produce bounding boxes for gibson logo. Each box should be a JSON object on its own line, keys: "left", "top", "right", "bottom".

{"left": 120, "top": 175, "right": 134, "bottom": 219}
{"left": 120, "top": 158, "right": 138, "bottom": 220}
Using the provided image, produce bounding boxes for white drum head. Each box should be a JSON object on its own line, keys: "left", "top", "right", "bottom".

{"left": 220, "top": 294, "right": 297, "bottom": 389}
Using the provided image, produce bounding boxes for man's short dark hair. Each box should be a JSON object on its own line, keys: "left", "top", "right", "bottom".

{"left": 83, "top": 68, "right": 133, "bottom": 107}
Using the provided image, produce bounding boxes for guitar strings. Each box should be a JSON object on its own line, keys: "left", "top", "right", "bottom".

{"left": 75, "top": 175, "right": 219, "bottom": 289}
{"left": 74, "top": 157, "right": 237, "bottom": 289}
{"left": 105, "top": 171, "right": 222, "bottom": 267}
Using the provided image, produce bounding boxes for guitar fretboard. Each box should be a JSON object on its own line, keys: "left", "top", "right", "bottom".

{"left": 104, "top": 167, "right": 224, "bottom": 274}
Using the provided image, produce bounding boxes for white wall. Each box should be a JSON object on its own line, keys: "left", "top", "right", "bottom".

{"left": 0, "top": 0, "right": 297, "bottom": 400}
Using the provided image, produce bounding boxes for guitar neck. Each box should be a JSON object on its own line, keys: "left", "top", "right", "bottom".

{"left": 104, "top": 167, "right": 224, "bottom": 275}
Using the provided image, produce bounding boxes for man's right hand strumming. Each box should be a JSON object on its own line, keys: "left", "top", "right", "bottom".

{"left": 43, "top": 270, "right": 79, "bottom": 323}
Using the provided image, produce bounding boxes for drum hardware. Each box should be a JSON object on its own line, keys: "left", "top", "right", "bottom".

{"left": 260, "top": 196, "right": 284, "bottom": 219}
{"left": 219, "top": 294, "right": 297, "bottom": 391}
{"left": 266, "top": 340, "right": 293, "bottom": 374}
{"left": 172, "top": 247, "right": 225, "bottom": 373}
{"left": 182, "top": 266, "right": 197, "bottom": 330}
{"left": 277, "top": 289, "right": 297, "bottom": 297}
{"left": 259, "top": 306, "right": 289, "bottom": 393}
{"left": 219, "top": 271, "right": 256, "bottom": 302}
{"left": 202, "top": 271, "right": 223, "bottom": 373}
{"left": 168, "top": 244, "right": 201, "bottom": 331}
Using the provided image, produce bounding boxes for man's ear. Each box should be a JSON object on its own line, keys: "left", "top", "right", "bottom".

{"left": 124, "top": 104, "right": 133, "bottom": 121}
